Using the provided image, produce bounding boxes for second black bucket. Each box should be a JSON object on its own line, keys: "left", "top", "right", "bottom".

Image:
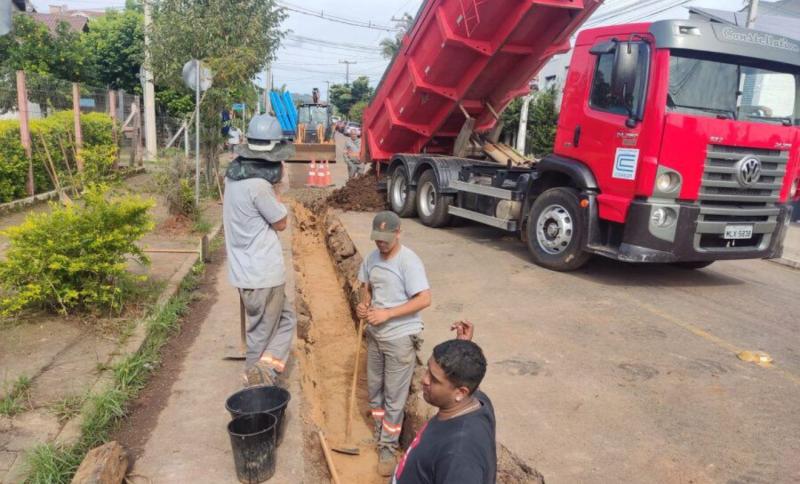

{"left": 228, "top": 412, "right": 277, "bottom": 484}
{"left": 226, "top": 386, "right": 291, "bottom": 444}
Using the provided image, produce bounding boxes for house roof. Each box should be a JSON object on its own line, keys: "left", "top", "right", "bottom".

{"left": 688, "top": 3, "right": 800, "bottom": 41}
{"left": 26, "top": 12, "right": 89, "bottom": 33}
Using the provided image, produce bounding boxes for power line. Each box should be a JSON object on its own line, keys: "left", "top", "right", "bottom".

{"left": 277, "top": 1, "right": 400, "bottom": 32}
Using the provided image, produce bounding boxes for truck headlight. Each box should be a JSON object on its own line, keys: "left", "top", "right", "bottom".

{"left": 651, "top": 207, "right": 677, "bottom": 227}
{"left": 656, "top": 172, "right": 680, "bottom": 193}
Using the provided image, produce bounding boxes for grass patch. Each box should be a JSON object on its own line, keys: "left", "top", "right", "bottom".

{"left": 23, "top": 246, "right": 208, "bottom": 483}
{"left": 192, "top": 216, "right": 213, "bottom": 235}
{"left": 0, "top": 375, "right": 32, "bottom": 417}
{"left": 50, "top": 395, "right": 85, "bottom": 424}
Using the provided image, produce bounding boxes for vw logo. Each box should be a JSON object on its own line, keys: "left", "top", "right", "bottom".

{"left": 735, "top": 156, "right": 761, "bottom": 187}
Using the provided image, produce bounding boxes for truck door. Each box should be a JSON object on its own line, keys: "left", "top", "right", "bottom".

{"left": 580, "top": 40, "right": 651, "bottom": 222}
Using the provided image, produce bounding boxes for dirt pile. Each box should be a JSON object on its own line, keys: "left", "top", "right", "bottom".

{"left": 327, "top": 173, "right": 388, "bottom": 212}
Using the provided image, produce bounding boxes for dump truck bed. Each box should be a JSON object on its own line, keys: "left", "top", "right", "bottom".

{"left": 363, "top": 0, "right": 602, "bottom": 162}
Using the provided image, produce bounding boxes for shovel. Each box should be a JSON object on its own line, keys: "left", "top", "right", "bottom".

{"left": 223, "top": 295, "right": 247, "bottom": 360}
{"left": 331, "top": 317, "right": 366, "bottom": 455}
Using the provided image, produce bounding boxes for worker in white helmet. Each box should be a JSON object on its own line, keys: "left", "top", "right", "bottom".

{"left": 223, "top": 114, "right": 296, "bottom": 386}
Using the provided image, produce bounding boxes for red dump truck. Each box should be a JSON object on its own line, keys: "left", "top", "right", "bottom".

{"left": 362, "top": 0, "right": 800, "bottom": 271}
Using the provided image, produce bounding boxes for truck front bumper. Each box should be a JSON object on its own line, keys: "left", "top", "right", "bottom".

{"left": 612, "top": 200, "right": 793, "bottom": 263}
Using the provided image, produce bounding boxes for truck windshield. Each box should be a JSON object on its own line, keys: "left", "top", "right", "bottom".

{"left": 667, "top": 51, "right": 797, "bottom": 126}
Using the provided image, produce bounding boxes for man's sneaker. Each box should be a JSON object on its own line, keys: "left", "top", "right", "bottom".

{"left": 377, "top": 447, "right": 396, "bottom": 477}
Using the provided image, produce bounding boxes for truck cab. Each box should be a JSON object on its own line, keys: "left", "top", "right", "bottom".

{"left": 554, "top": 20, "right": 799, "bottom": 266}
{"left": 365, "top": 0, "right": 799, "bottom": 271}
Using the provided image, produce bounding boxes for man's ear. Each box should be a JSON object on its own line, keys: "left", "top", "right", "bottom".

{"left": 454, "top": 386, "right": 471, "bottom": 402}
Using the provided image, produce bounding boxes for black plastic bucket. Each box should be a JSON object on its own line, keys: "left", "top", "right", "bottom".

{"left": 228, "top": 412, "right": 278, "bottom": 484}
{"left": 226, "top": 386, "right": 291, "bottom": 444}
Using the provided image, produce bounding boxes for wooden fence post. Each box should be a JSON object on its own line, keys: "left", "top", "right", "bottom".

{"left": 72, "top": 82, "right": 84, "bottom": 172}
{"left": 108, "top": 90, "right": 116, "bottom": 122}
{"left": 16, "top": 71, "right": 34, "bottom": 196}
{"left": 109, "top": 90, "right": 119, "bottom": 169}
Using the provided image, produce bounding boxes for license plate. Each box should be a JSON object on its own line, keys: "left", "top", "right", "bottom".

{"left": 724, "top": 225, "right": 753, "bottom": 240}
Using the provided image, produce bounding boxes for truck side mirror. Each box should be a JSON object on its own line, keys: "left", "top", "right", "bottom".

{"left": 611, "top": 42, "right": 642, "bottom": 123}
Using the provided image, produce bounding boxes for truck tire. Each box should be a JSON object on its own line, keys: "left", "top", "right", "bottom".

{"left": 416, "top": 169, "right": 453, "bottom": 228}
{"left": 671, "top": 261, "right": 714, "bottom": 270}
{"left": 526, "top": 187, "right": 591, "bottom": 271}
{"left": 389, "top": 166, "right": 417, "bottom": 217}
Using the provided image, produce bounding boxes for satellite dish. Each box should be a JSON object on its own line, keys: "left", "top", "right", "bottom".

{"left": 182, "top": 59, "right": 213, "bottom": 92}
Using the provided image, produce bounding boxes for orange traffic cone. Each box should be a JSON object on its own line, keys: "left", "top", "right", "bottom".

{"left": 321, "top": 160, "right": 333, "bottom": 187}
{"left": 305, "top": 160, "right": 318, "bottom": 187}
{"left": 316, "top": 161, "right": 326, "bottom": 188}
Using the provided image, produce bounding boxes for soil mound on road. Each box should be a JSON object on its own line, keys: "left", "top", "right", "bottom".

{"left": 327, "top": 173, "right": 387, "bottom": 212}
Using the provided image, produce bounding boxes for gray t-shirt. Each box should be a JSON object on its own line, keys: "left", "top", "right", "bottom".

{"left": 223, "top": 177, "right": 287, "bottom": 289}
{"left": 358, "top": 246, "right": 429, "bottom": 341}
{"left": 344, "top": 138, "right": 361, "bottom": 163}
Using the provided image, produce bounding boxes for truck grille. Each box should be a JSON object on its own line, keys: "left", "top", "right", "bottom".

{"left": 699, "top": 145, "right": 787, "bottom": 204}
{"left": 694, "top": 144, "right": 788, "bottom": 251}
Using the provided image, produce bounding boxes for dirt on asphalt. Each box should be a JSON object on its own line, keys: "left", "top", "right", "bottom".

{"left": 327, "top": 172, "right": 387, "bottom": 212}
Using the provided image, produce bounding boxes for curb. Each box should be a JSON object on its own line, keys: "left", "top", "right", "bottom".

{"left": 53, "top": 221, "right": 223, "bottom": 446}
{"left": 768, "top": 257, "right": 800, "bottom": 270}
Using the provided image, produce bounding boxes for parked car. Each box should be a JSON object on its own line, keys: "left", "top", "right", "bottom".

{"left": 344, "top": 122, "right": 361, "bottom": 137}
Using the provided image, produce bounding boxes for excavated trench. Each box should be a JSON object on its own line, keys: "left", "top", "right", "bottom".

{"left": 290, "top": 192, "right": 545, "bottom": 483}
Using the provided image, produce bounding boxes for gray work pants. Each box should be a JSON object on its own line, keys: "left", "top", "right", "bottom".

{"left": 346, "top": 159, "right": 362, "bottom": 179}
{"left": 367, "top": 332, "right": 421, "bottom": 451}
{"left": 239, "top": 285, "right": 296, "bottom": 373}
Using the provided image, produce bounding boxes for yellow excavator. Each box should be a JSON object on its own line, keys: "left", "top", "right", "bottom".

{"left": 288, "top": 88, "right": 336, "bottom": 163}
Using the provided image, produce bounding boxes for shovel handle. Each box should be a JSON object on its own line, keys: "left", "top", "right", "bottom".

{"left": 318, "top": 430, "right": 342, "bottom": 484}
{"left": 344, "top": 318, "right": 366, "bottom": 441}
{"left": 239, "top": 295, "right": 246, "bottom": 354}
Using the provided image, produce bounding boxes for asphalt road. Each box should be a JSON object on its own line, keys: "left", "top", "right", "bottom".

{"left": 338, "top": 211, "right": 800, "bottom": 484}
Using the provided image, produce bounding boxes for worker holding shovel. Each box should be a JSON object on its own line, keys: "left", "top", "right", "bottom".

{"left": 356, "top": 211, "right": 432, "bottom": 476}
{"left": 223, "top": 114, "right": 297, "bottom": 387}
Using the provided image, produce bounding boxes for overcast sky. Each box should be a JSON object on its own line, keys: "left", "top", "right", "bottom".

{"left": 33, "top": 0, "right": 759, "bottom": 98}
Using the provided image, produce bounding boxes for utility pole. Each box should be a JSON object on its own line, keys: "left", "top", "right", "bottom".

{"left": 339, "top": 60, "right": 357, "bottom": 84}
{"left": 746, "top": 0, "right": 759, "bottom": 28}
{"left": 325, "top": 81, "right": 331, "bottom": 103}
{"left": 265, "top": 65, "right": 273, "bottom": 114}
{"left": 142, "top": 0, "right": 157, "bottom": 161}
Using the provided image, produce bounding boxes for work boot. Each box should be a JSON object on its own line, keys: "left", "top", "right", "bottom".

{"left": 245, "top": 361, "right": 276, "bottom": 387}
{"left": 377, "top": 447, "right": 396, "bottom": 477}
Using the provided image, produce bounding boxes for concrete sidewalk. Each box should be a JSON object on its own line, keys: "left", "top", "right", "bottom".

{"left": 131, "top": 225, "right": 304, "bottom": 483}
{"left": 775, "top": 223, "right": 800, "bottom": 269}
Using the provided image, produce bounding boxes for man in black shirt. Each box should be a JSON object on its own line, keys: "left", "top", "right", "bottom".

{"left": 392, "top": 321, "right": 496, "bottom": 484}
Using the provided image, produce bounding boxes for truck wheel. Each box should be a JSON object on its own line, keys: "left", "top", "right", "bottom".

{"left": 389, "top": 166, "right": 416, "bottom": 217}
{"left": 416, "top": 169, "right": 453, "bottom": 228}
{"left": 526, "top": 187, "right": 591, "bottom": 271}
{"left": 672, "top": 261, "right": 714, "bottom": 270}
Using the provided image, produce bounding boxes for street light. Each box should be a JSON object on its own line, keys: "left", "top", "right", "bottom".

{"left": 181, "top": 59, "right": 213, "bottom": 207}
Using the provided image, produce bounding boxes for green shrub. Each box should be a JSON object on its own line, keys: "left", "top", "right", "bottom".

{"left": 80, "top": 144, "right": 118, "bottom": 183}
{"left": 0, "top": 185, "right": 154, "bottom": 315}
{"left": 0, "top": 120, "right": 29, "bottom": 202}
{"left": 80, "top": 112, "right": 115, "bottom": 147}
{"left": 0, "top": 111, "right": 117, "bottom": 203}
